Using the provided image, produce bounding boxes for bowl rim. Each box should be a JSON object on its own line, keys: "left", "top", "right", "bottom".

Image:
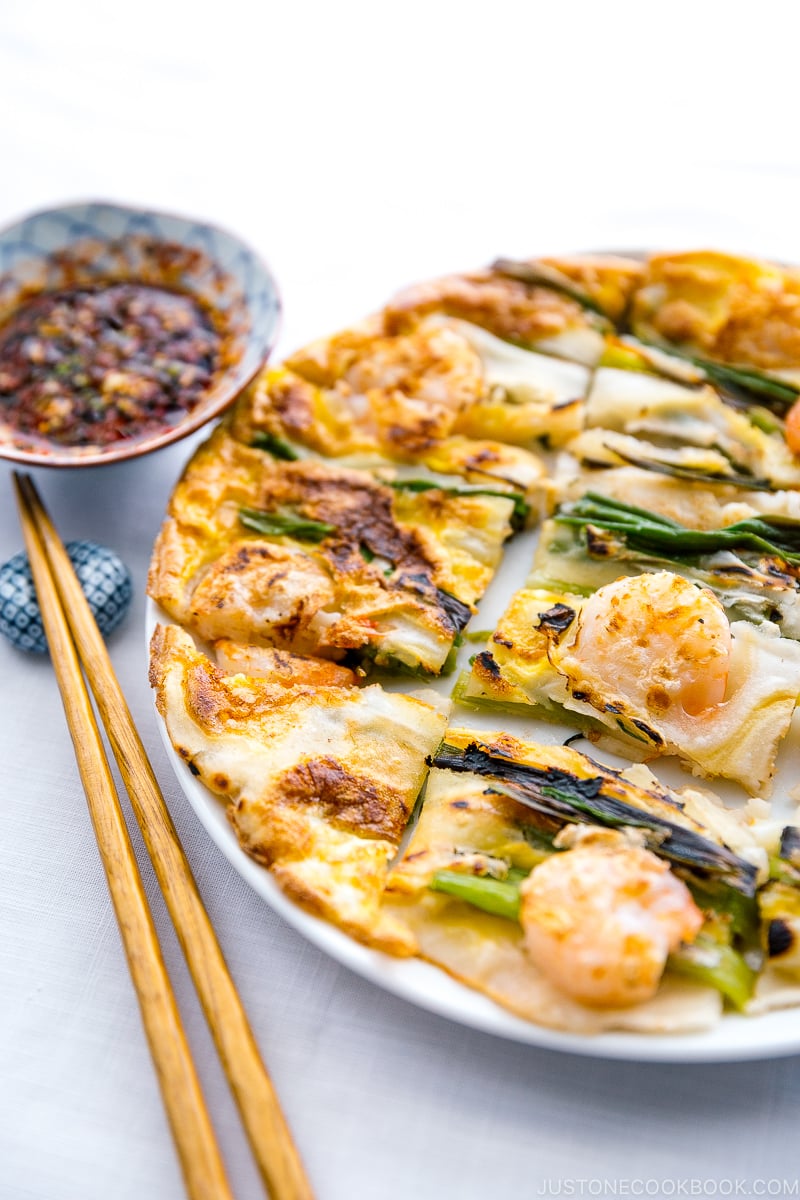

{"left": 0, "top": 198, "right": 282, "bottom": 468}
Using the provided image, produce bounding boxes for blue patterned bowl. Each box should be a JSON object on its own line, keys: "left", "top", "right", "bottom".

{"left": 0, "top": 201, "right": 281, "bottom": 467}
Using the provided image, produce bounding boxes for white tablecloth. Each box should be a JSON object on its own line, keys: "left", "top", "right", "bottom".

{"left": 3, "top": 4, "right": 800, "bottom": 1197}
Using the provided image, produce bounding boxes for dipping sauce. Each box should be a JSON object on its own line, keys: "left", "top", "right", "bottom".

{"left": 0, "top": 283, "right": 224, "bottom": 447}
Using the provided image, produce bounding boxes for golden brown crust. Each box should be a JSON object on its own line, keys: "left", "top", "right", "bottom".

{"left": 232, "top": 317, "right": 485, "bottom": 459}
{"left": 384, "top": 271, "right": 590, "bottom": 343}
{"left": 384, "top": 257, "right": 642, "bottom": 342}
{"left": 227, "top": 315, "right": 550, "bottom": 498}
{"left": 232, "top": 363, "right": 548, "bottom": 499}
{"left": 276, "top": 756, "right": 408, "bottom": 841}
{"left": 287, "top": 319, "right": 484, "bottom": 455}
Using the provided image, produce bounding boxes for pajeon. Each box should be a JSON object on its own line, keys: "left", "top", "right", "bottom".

{"left": 149, "top": 247, "right": 800, "bottom": 1038}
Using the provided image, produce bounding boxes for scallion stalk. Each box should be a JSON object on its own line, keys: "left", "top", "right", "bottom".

{"left": 667, "top": 936, "right": 756, "bottom": 1010}
{"left": 239, "top": 506, "right": 336, "bottom": 542}
{"left": 389, "top": 478, "right": 529, "bottom": 530}
{"left": 430, "top": 870, "right": 522, "bottom": 921}
{"left": 629, "top": 336, "right": 800, "bottom": 414}
{"left": 554, "top": 492, "right": 800, "bottom": 564}
{"left": 250, "top": 431, "right": 301, "bottom": 460}
{"left": 432, "top": 742, "right": 757, "bottom": 894}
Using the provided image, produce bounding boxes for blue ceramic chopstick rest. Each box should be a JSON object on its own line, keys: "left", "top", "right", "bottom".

{"left": 0, "top": 540, "right": 132, "bottom": 653}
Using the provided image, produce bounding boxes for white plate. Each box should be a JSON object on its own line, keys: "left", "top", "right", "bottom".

{"left": 148, "top": 494, "right": 800, "bottom": 1063}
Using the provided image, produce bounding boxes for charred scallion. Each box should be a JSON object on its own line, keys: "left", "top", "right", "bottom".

{"left": 432, "top": 742, "right": 758, "bottom": 895}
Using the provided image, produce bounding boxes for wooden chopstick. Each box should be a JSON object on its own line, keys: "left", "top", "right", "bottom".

{"left": 14, "top": 473, "right": 234, "bottom": 1200}
{"left": 15, "top": 473, "right": 314, "bottom": 1200}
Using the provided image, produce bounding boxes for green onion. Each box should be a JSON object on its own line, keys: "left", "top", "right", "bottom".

{"left": 684, "top": 877, "right": 760, "bottom": 942}
{"left": 693, "top": 361, "right": 798, "bottom": 413}
{"left": 362, "top": 652, "right": 432, "bottom": 679}
{"left": 554, "top": 492, "right": 800, "bottom": 564}
{"left": 250, "top": 431, "right": 301, "bottom": 460}
{"left": 449, "top": 669, "right": 606, "bottom": 726}
{"left": 748, "top": 407, "right": 785, "bottom": 436}
{"left": 239, "top": 506, "right": 336, "bottom": 542}
{"left": 388, "top": 478, "right": 529, "bottom": 530}
{"left": 520, "top": 824, "right": 559, "bottom": 859}
{"left": 630, "top": 336, "right": 800, "bottom": 414}
{"left": 430, "top": 870, "right": 522, "bottom": 921}
{"left": 667, "top": 935, "right": 756, "bottom": 1010}
{"left": 440, "top": 644, "right": 461, "bottom": 676}
{"left": 607, "top": 445, "right": 776, "bottom": 492}
{"left": 768, "top": 856, "right": 800, "bottom": 887}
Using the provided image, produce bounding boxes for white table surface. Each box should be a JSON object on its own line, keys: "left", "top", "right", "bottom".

{"left": 4, "top": 4, "right": 800, "bottom": 1198}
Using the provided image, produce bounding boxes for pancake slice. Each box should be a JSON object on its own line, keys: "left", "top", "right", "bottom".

{"left": 455, "top": 571, "right": 800, "bottom": 795}
{"left": 381, "top": 731, "right": 756, "bottom": 1033}
{"left": 530, "top": 474, "right": 800, "bottom": 641}
{"left": 229, "top": 317, "right": 551, "bottom": 499}
{"left": 149, "top": 623, "right": 448, "bottom": 952}
{"left": 147, "top": 425, "right": 520, "bottom": 674}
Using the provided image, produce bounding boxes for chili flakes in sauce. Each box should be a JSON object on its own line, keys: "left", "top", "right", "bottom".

{"left": 0, "top": 283, "right": 224, "bottom": 447}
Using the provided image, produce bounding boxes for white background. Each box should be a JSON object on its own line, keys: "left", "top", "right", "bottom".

{"left": 3, "top": 2, "right": 800, "bottom": 1197}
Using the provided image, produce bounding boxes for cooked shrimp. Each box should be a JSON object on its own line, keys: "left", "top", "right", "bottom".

{"left": 519, "top": 837, "right": 703, "bottom": 1007}
{"left": 285, "top": 318, "right": 485, "bottom": 454}
{"left": 785, "top": 397, "right": 800, "bottom": 457}
{"left": 634, "top": 251, "right": 800, "bottom": 371}
{"left": 572, "top": 571, "right": 732, "bottom": 717}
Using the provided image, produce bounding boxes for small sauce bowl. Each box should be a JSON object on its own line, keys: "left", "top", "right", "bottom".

{"left": 0, "top": 201, "right": 280, "bottom": 467}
